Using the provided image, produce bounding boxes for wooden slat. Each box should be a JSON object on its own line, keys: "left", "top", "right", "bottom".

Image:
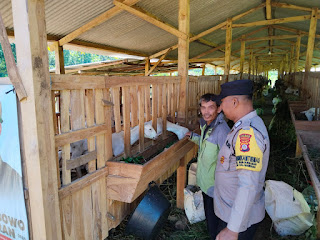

{"left": 51, "top": 74, "right": 105, "bottom": 90}
{"left": 85, "top": 89, "right": 96, "bottom": 172}
{"left": 157, "top": 83, "right": 162, "bottom": 117}
{"left": 138, "top": 85, "right": 145, "bottom": 152}
{"left": 145, "top": 85, "right": 151, "bottom": 121}
{"left": 55, "top": 123, "right": 108, "bottom": 147}
{"left": 61, "top": 90, "right": 71, "bottom": 185}
{"left": 152, "top": 84, "right": 158, "bottom": 133}
{"left": 112, "top": 87, "right": 121, "bottom": 133}
{"left": 95, "top": 89, "right": 106, "bottom": 168}
{"left": 271, "top": 2, "right": 312, "bottom": 12}
{"left": 104, "top": 88, "right": 113, "bottom": 161}
{"left": 66, "top": 151, "right": 97, "bottom": 170}
{"left": 122, "top": 86, "right": 131, "bottom": 157}
{"left": 105, "top": 76, "right": 180, "bottom": 88}
{"left": 162, "top": 84, "right": 167, "bottom": 139}
{"left": 130, "top": 86, "right": 138, "bottom": 127}
{"left": 59, "top": 167, "right": 108, "bottom": 199}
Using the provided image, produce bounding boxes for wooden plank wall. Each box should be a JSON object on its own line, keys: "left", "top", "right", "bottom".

{"left": 187, "top": 75, "right": 220, "bottom": 124}
{"left": 286, "top": 72, "right": 320, "bottom": 120}
{"left": 51, "top": 75, "right": 182, "bottom": 238}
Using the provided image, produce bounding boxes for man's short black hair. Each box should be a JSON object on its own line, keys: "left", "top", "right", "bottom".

{"left": 199, "top": 93, "right": 220, "bottom": 106}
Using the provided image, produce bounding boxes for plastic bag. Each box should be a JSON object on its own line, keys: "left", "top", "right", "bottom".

{"left": 265, "top": 180, "right": 314, "bottom": 236}
{"left": 188, "top": 162, "right": 197, "bottom": 186}
{"left": 184, "top": 185, "right": 205, "bottom": 224}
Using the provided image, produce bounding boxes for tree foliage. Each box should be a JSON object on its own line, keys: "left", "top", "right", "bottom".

{"left": 0, "top": 43, "right": 117, "bottom": 76}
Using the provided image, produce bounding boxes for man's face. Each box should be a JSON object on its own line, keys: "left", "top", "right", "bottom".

{"left": 200, "top": 100, "right": 218, "bottom": 125}
{"left": 219, "top": 96, "right": 234, "bottom": 120}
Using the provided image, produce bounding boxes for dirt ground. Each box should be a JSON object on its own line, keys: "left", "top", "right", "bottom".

{"left": 106, "top": 93, "right": 316, "bottom": 240}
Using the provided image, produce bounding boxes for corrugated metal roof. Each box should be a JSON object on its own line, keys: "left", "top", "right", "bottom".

{"left": 1, "top": 0, "right": 320, "bottom": 72}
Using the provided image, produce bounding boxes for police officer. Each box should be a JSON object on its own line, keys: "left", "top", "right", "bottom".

{"left": 214, "top": 80, "right": 270, "bottom": 240}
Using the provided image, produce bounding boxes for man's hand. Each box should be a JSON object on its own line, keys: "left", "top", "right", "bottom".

{"left": 216, "top": 227, "right": 238, "bottom": 240}
{"left": 185, "top": 131, "right": 192, "bottom": 138}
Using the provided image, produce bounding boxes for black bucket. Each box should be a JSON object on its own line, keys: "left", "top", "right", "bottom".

{"left": 126, "top": 182, "right": 171, "bottom": 240}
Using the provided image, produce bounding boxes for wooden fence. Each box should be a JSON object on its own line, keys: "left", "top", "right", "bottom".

{"left": 50, "top": 75, "right": 184, "bottom": 238}
{"left": 286, "top": 72, "right": 320, "bottom": 118}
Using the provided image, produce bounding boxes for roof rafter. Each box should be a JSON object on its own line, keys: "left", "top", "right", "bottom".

{"left": 114, "top": 0, "right": 187, "bottom": 39}
{"left": 58, "top": 0, "right": 140, "bottom": 46}
{"left": 149, "top": 3, "right": 266, "bottom": 59}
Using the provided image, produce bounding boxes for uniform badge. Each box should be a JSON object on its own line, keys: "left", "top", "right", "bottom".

{"left": 220, "top": 156, "right": 225, "bottom": 164}
{"left": 239, "top": 133, "right": 252, "bottom": 152}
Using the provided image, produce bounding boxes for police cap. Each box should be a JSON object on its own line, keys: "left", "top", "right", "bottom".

{"left": 218, "top": 79, "right": 253, "bottom": 101}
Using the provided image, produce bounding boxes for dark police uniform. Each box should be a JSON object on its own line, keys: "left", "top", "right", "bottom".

{"left": 214, "top": 80, "right": 270, "bottom": 238}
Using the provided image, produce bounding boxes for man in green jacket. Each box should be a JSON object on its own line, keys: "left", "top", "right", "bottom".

{"left": 186, "top": 93, "right": 230, "bottom": 239}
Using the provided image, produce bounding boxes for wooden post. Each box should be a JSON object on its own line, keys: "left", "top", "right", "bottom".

{"left": 294, "top": 35, "right": 301, "bottom": 73}
{"left": 177, "top": 0, "right": 190, "bottom": 121}
{"left": 12, "top": 0, "right": 62, "bottom": 239}
{"left": 266, "top": 0, "right": 272, "bottom": 20}
{"left": 145, "top": 57, "right": 150, "bottom": 76}
{"left": 201, "top": 64, "right": 206, "bottom": 75}
{"left": 249, "top": 50, "right": 253, "bottom": 79}
{"left": 224, "top": 18, "right": 232, "bottom": 82}
{"left": 303, "top": 8, "right": 318, "bottom": 90}
{"left": 240, "top": 36, "right": 245, "bottom": 79}
{"left": 54, "top": 42, "right": 65, "bottom": 74}
{"left": 289, "top": 44, "right": 294, "bottom": 74}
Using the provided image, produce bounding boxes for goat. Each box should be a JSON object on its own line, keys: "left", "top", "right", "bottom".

{"left": 145, "top": 118, "right": 189, "bottom": 140}
{"left": 300, "top": 108, "right": 316, "bottom": 121}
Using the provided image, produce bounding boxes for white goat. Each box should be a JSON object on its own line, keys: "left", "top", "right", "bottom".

{"left": 112, "top": 123, "right": 157, "bottom": 156}
{"left": 145, "top": 118, "right": 189, "bottom": 140}
{"left": 285, "top": 86, "right": 299, "bottom": 96}
{"left": 300, "top": 108, "right": 316, "bottom": 121}
{"left": 59, "top": 123, "right": 157, "bottom": 159}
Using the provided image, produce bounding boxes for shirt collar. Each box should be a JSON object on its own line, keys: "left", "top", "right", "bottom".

{"left": 232, "top": 110, "right": 257, "bottom": 130}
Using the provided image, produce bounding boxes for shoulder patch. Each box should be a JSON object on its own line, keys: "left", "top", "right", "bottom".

{"left": 235, "top": 127, "right": 263, "bottom": 172}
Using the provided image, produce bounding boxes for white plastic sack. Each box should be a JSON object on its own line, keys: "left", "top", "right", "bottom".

{"left": 188, "top": 163, "right": 197, "bottom": 186}
{"left": 184, "top": 186, "right": 205, "bottom": 224}
{"left": 265, "top": 180, "right": 314, "bottom": 236}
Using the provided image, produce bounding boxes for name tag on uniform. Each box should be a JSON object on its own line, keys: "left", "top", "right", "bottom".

{"left": 235, "top": 128, "right": 263, "bottom": 171}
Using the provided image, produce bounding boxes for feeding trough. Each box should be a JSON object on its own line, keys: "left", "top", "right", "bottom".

{"left": 106, "top": 135, "right": 195, "bottom": 203}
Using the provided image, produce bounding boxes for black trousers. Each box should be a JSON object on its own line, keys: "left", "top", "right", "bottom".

{"left": 216, "top": 217, "right": 260, "bottom": 240}
{"left": 202, "top": 192, "right": 219, "bottom": 240}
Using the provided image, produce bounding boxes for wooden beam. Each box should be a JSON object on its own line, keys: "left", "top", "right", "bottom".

{"left": 303, "top": 8, "right": 318, "bottom": 87}
{"left": 289, "top": 44, "right": 294, "bottom": 73}
{"left": 114, "top": 0, "right": 187, "bottom": 39}
{"left": 271, "top": 2, "right": 312, "bottom": 12}
{"left": 244, "top": 34, "right": 298, "bottom": 42}
{"left": 59, "top": 0, "right": 140, "bottom": 45}
{"left": 147, "top": 48, "right": 172, "bottom": 76}
{"left": 231, "top": 15, "right": 311, "bottom": 28}
{"left": 273, "top": 25, "right": 320, "bottom": 38}
{"left": 224, "top": 18, "right": 232, "bottom": 82}
{"left": 266, "top": 0, "right": 272, "bottom": 20}
{"left": 54, "top": 41, "right": 65, "bottom": 74}
{"left": 0, "top": 13, "right": 27, "bottom": 100}
{"left": 178, "top": 0, "right": 190, "bottom": 120}
{"left": 240, "top": 36, "right": 245, "bottom": 79}
{"left": 144, "top": 57, "right": 150, "bottom": 76}
{"left": 150, "top": 3, "right": 265, "bottom": 59}
{"left": 12, "top": 0, "right": 62, "bottom": 239}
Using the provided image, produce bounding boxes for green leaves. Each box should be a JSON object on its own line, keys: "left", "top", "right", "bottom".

{"left": 120, "top": 156, "right": 144, "bottom": 164}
